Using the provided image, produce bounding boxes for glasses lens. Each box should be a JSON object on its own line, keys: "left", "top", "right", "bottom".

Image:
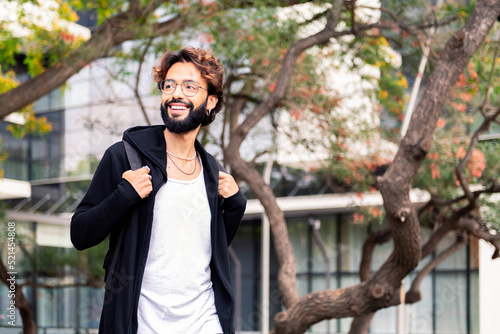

{"left": 182, "top": 81, "right": 198, "bottom": 96}
{"left": 162, "top": 80, "right": 176, "bottom": 94}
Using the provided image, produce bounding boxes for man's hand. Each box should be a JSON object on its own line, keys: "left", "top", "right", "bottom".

{"left": 218, "top": 172, "right": 239, "bottom": 198}
{"left": 122, "top": 166, "right": 153, "bottom": 199}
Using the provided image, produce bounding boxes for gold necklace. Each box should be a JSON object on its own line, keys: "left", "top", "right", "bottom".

{"left": 166, "top": 150, "right": 197, "bottom": 161}
{"left": 167, "top": 152, "right": 197, "bottom": 175}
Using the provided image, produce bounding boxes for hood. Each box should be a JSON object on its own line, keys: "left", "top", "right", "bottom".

{"left": 123, "top": 125, "right": 167, "bottom": 171}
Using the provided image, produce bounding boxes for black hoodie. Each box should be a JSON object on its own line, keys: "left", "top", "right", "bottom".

{"left": 71, "top": 125, "right": 247, "bottom": 334}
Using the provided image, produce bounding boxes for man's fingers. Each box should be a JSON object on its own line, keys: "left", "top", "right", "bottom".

{"left": 122, "top": 166, "right": 153, "bottom": 199}
{"left": 218, "top": 171, "right": 239, "bottom": 198}
{"left": 141, "top": 166, "right": 152, "bottom": 181}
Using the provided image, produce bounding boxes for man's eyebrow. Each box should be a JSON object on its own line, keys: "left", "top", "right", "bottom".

{"left": 165, "top": 78, "right": 198, "bottom": 83}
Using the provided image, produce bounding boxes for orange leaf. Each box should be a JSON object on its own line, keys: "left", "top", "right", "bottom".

{"left": 461, "top": 92, "right": 472, "bottom": 103}
{"left": 436, "top": 118, "right": 446, "bottom": 128}
{"left": 431, "top": 162, "right": 440, "bottom": 179}
{"left": 455, "top": 146, "right": 466, "bottom": 159}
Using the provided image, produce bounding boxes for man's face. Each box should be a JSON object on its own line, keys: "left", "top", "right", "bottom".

{"left": 160, "top": 62, "right": 217, "bottom": 134}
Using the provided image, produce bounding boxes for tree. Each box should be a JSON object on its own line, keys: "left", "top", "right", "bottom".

{"left": 2, "top": 1, "right": 500, "bottom": 334}
{"left": 222, "top": 1, "right": 500, "bottom": 333}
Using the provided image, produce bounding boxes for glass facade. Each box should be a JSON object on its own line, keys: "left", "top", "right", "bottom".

{"left": 0, "top": 284, "right": 103, "bottom": 331}
{"left": 0, "top": 110, "right": 64, "bottom": 182}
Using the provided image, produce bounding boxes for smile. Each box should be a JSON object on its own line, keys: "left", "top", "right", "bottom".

{"left": 168, "top": 103, "right": 190, "bottom": 117}
{"left": 170, "top": 105, "right": 188, "bottom": 110}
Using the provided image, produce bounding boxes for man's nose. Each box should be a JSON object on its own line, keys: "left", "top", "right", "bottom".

{"left": 171, "top": 83, "right": 185, "bottom": 99}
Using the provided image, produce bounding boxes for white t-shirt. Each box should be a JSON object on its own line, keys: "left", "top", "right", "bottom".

{"left": 137, "top": 167, "right": 223, "bottom": 334}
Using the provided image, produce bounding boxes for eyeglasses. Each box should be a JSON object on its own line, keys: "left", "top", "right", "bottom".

{"left": 159, "top": 79, "right": 207, "bottom": 97}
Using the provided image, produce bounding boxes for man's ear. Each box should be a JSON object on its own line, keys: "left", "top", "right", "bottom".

{"left": 207, "top": 95, "right": 218, "bottom": 110}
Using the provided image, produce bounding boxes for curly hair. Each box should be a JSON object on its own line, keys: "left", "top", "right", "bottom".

{"left": 153, "top": 47, "right": 225, "bottom": 126}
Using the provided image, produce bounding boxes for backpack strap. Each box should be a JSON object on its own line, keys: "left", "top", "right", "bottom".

{"left": 123, "top": 140, "right": 142, "bottom": 170}
{"left": 105, "top": 141, "right": 142, "bottom": 290}
{"left": 217, "top": 161, "right": 226, "bottom": 173}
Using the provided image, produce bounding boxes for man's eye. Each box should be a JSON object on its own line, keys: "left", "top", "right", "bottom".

{"left": 184, "top": 83, "right": 197, "bottom": 90}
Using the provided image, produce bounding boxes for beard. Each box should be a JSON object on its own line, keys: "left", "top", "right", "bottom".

{"left": 161, "top": 98, "right": 208, "bottom": 134}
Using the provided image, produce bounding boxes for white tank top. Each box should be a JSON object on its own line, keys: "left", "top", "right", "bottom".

{"left": 137, "top": 167, "right": 223, "bottom": 333}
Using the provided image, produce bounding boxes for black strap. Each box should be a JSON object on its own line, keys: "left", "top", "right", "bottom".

{"left": 123, "top": 140, "right": 142, "bottom": 170}
{"left": 105, "top": 141, "right": 142, "bottom": 290}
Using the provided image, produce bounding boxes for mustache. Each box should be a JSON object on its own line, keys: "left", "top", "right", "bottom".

{"left": 163, "top": 98, "right": 194, "bottom": 109}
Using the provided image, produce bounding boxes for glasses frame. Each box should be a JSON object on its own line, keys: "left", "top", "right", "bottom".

{"left": 159, "top": 79, "right": 207, "bottom": 97}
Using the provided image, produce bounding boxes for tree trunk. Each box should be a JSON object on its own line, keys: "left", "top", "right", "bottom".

{"left": 228, "top": 156, "right": 301, "bottom": 308}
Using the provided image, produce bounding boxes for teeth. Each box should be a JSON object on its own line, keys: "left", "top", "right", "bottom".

{"left": 170, "top": 106, "right": 187, "bottom": 110}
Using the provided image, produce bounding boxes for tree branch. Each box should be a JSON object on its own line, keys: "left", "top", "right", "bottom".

{"left": 308, "top": 217, "right": 331, "bottom": 288}
{"left": 420, "top": 202, "right": 474, "bottom": 259}
{"left": 273, "top": 280, "right": 403, "bottom": 334}
{"left": 480, "top": 29, "right": 500, "bottom": 116}
{"left": 406, "top": 232, "right": 467, "bottom": 304}
{"left": 458, "top": 216, "right": 500, "bottom": 259}
{"left": 359, "top": 229, "right": 392, "bottom": 281}
{"left": 455, "top": 103, "right": 500, "bottom": 201}
{"left": 419, "top": 180, "right": 500, "bottom": 221}
{"left": 365, "top": 5, "right": 459, "bottom": 41}
{"left": 133, "top": 39, "right": 153, "bottom": 126}
{"left": 129, "top": 0, "right": 141, "bottom": 13}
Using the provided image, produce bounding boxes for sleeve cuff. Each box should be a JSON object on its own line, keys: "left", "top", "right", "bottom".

{"left": 223, "top": 190, "right": 247, "bottom": 210}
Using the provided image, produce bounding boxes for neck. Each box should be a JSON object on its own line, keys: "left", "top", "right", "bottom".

{"left": 164, "top": 126, "right": 200, "bottom": 156}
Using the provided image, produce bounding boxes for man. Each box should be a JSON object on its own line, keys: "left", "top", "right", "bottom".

{"left": 71, "top": 47, "right": 247, "bottom": 334}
